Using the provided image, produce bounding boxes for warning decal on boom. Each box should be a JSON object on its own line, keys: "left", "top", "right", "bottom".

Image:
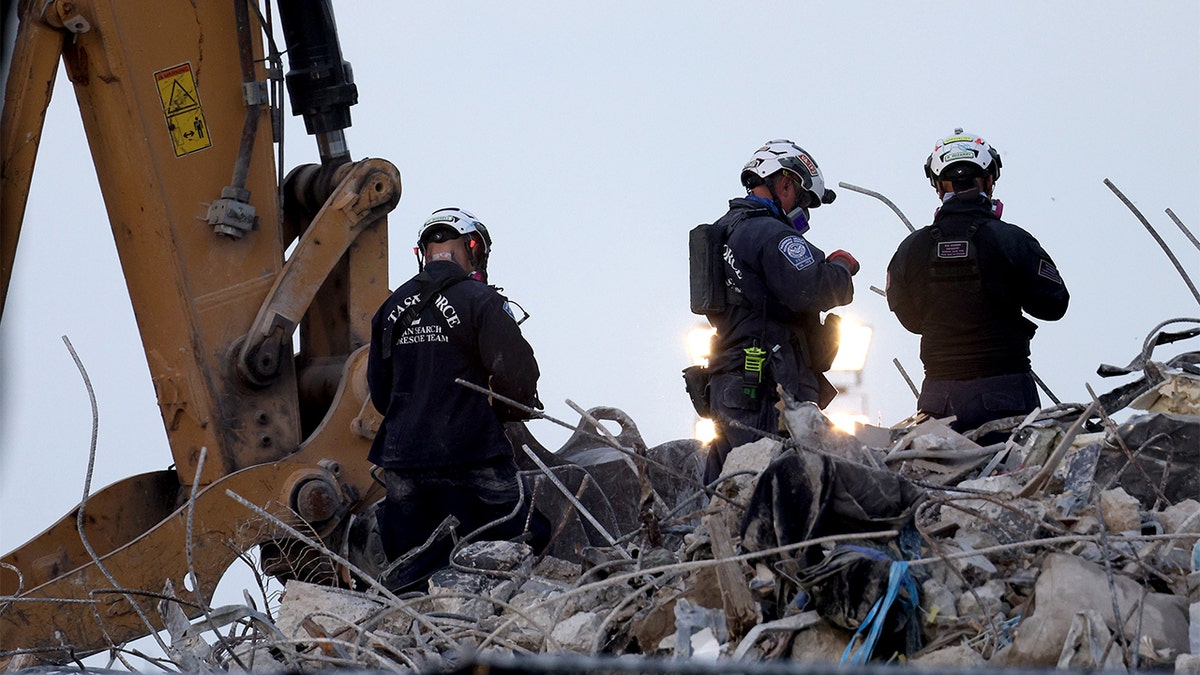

{"left": 153, "top": 63, "right": 212, "bottom": 157}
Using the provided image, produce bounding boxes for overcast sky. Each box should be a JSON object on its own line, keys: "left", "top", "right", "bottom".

{"left": 2, "top": 1, "right": 1198, "bottom": 565}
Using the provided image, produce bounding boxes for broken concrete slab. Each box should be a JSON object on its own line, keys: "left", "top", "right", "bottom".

{"left": 549, "top": 611, "right": 603, "bottom": 653}
{"left": 852, "top": 422, "right": 896, "bottom": 450}
{"left": 274, "top": 579, "right": 386, "bottom": 640}
{"left": 1098, "top": 487, "right": 1143, "bottom": 533}
{"left": 452, "top": 540, "right": 534, "bottom": 577}
{"left": 1130, "top": 369, "right": 1200, "bottom": 414}
{"left": 1058, "top": 440, "right": 1103, "bottom": 515}
{"left": 883, "top": 417, "right": 996, "bottom": 485}
{"left": 1178, "top": 653, "right": 1200, "bottom": 674}
{"left": 941, "top": 472, "right": 1048, "bottom": 548}
{"left": 1009, "top": 422, "right": 1063, "bottom": 471}
{"left": 505, "top": 586, "right": 562, "bottom": 634}
{"left": 992, "top": 553, "right": 1190, "bottom": 668}
{"left": 934, "top": 541, "right": 1000, "bottom": 590}
{"left": 886, "top": 417, "right": 980, "bottom": 459}
{"left": 1055, "top": 609, "right": 1125, "bottom": 670}
{"left": 706, "top": 436, "right": 778, "bottom": 536}
{"left": 787, "top": 618, "right": 853, "bottom": 663}
{"left": 219, "top": 377, "right": 1200, "bottom": 671}
{"left": 716, "top": 436, "right": 777, "bottom": 486}
{"left": 921, "top": 577, "right": 959, "bottom": 621}
{"left": 1158, "top": 498, "right": 1200, "bottom": 549}
{"left": 426, "top": 568, "right": 504, "bottom": 621}
{"left": 955, "top": 579, "right": 1007, "bottom": 620}
{"left": 629, "top": 591, "right": 682, "bottom": 653}
{"left": 1151, "top": 502, "right": 1200, "bottom": 573}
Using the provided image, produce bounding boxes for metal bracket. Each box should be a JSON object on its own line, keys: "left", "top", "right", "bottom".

{"left": 43, "top": 0, "right": 91, "bottom": 34}
{"left": 206, "top": 186, "right": 258, "bottom": 238}
{"left": 242, "top": 81, "right": 269, "bottom": 106}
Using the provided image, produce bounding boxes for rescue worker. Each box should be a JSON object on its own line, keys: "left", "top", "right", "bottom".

{"left": 703, "top": 140, "right": 858, "bottom": 484}
{"left": 887, "top": 129, "right": 1069, "bottom": 438}
{"left": 367, "top": 207, "right": 549, "bottom": 586}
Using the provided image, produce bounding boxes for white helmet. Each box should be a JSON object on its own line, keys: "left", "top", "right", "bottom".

{"left": 417, "top": 207, "right": 492, "bottom": 272}
{"left": 740, "top": 139, "right": 836, "bottom": 208}
{"left": 925, "top": 129, "right": 1002, "bottom": 183}
{"left": 418, "top": 207, "right": 491, "bottom": 250}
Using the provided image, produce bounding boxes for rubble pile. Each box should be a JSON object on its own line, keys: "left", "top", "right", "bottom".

{"left": 159, "top": 334, "right": 1200, "bottom": 672}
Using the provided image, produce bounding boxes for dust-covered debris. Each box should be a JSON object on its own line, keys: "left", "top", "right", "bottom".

{"left": 3, "top": 321, "right": 1197, "bottom": 673}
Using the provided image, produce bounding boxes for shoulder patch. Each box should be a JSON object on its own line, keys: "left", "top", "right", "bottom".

{"left": 778, "top": 235, "right": 815, "bottom": 270}
{"left": 937, "top": 241, "right": 970, "bottom": 259}
{"left": 1037, "top": 259, "right": 1063, "bottom": 284}
{"left": 502, "top": 300, "right": 517, "bottom": 320}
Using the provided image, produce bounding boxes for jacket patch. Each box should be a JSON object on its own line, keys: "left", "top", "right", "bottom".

{"left": 937, "top": 241, "right": 969, "bottom": 259}
{"left": 1038, "top": 259, "right": 1063, "bottom": 284}
{"left": 397, "top": 324, "right": 449, "bottom": 344}
{"left": 384, "top": 291, "right": 461, "bottom": 348}
{"left": 779, "top": 235, "right": 815, "bottom": 270}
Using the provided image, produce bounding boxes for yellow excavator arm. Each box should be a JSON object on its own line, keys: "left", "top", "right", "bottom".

{"left": 1, "top": 0, "right": 394, "bottom": 660}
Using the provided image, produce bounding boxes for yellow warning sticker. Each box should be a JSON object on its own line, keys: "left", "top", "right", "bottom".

{"left": 154, "top": 63, "right": 212, "bottom": 157}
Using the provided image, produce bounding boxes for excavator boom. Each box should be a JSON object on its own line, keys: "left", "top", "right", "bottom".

{"left": 1, "top": 0, "right": 393, "bottom": 661}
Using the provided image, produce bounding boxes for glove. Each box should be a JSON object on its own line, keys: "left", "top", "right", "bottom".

{"left": 827, "top": 249, "right": 860, "bottom": 276}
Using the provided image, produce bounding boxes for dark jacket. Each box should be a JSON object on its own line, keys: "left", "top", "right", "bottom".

{"left": 886, "top": 193, "right": 1069, "bottom": 380}
{"left": 367, "top": 261, "right": 540, "bottom": 469}
{"left": 707, "top": 197, "right": 855, "bottom": 399}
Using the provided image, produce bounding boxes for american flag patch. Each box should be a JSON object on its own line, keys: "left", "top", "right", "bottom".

{"left": 1038, "top": 259, "right": 1063, "bottom": 284}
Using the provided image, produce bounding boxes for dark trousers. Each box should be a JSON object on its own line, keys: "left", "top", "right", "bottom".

{"left": 378, "top": 456, "right": 550, "bottom": 565}
{"left": 704, "top": 372, "right": 781, "bottom": 485}
{"left": 918, "top": 371, "right": 1040, "bottom": 440}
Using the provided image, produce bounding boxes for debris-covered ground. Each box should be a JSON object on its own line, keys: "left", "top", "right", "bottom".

{"left": 4, "top": 322, "right": 1199, "bottom": 674}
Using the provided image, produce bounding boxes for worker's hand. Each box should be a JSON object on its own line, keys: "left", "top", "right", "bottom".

{"left": 827, "top": 249, "right": 860, "bottom": 276}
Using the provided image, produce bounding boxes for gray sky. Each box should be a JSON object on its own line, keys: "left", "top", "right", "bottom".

{"left": 2, "top": 1, "right": 1198, "bottom": 561}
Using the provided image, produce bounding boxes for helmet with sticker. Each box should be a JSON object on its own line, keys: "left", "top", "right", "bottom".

{"left": 417, "top": 207, "right": 492, "bottom": 276}
{"left": 925, "top": 129, "right": 1002, "bottom": 183}
{"left": 417, "top": 207, "right": 492, "bottom": 253}
{"left": 740, "top": 139, "right": 837, "bottom": 208}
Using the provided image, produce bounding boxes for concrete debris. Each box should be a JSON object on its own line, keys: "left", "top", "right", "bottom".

{"left": 1055, "top": 609, "right": 1125, "bottom": 670}
{"left": 910, "top": 643, "right": 987, "bottom": 668}
{"left": 1099, "top": 487, "right": 1143, "bottom": 533}
{"left": 96, "top": 336, "right": 1197, "bottom": 672}
{"left": 992, "top": 553, "right": 1190, "bottom": 668}
{"left": 275, "top": 580, "right": 386, "bottom": 640}
{"left": 258, "top": 343, "right": 1195, "bottom": 667}
{"left": 786, "top": 619, "right": 853, "bottom": 663}
{"left": 550, "top": 611, "right": 603, "bottom": 653}
{"left": 1130, "top": 369, "right": 1200, "bottom": 414}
